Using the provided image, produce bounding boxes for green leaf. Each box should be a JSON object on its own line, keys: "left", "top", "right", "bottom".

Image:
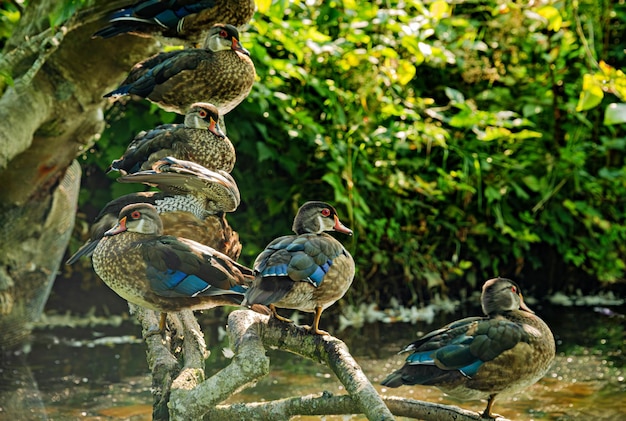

{"left": 397, "top": 59, "right": 416, "bottom": 85}
{"left": 603, "top": 103, "right": 626, "bottom": 125}
{"left": 445, "top": 87, "right": 465, "bottom": 104}
{"left": 256, "top": 0, "right": 272, "bottom": 15}
{"left": 429, "top": 0, "right": 449, "bottom": 20}
{"left": 576, "top": 74, "right": 604, "bottom": 111}
{"left": 537, "top": 6, "right": 563, "bottom": 31}
{"left": 522, "top": 175, "right": 541, "bottom": 192}
{"left": 256, "top": 142, "right": 276, "bottom": 162}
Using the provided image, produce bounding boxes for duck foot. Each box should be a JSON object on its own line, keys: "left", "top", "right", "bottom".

{"left": 144, "top": 312, "right": 168, "bottom": 338}
{"left": 270, "top": 304, "right": 293, "bottom": 323}
{"left": 302, "top": 325, "right": 330, "bottom": 336}
{"left": 479, "top": 394, "right": 499, "bottom": 419}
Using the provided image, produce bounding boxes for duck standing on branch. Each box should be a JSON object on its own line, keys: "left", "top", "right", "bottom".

{"left": 91, "top": 203, "right": 256, "bottom": 331}
{"left": 117, "top": 156, "right": 240, "bottom": 213}
{"left": 93, "top": 0, "right": 256, "bottom": 45}
{"left": 243, "top": 201, "right": 355, "bottom": 336}
{"left": 381, "top": 277, "right": 555, "bottom": 419}
{"left": 103, "top": 23, "right": 255, "bottom": 115}
{"left": 67, "top": 156, "right": 242, "bottom": 264}
{"left": 108, "top": 103, "right": 235, "bottom": 175}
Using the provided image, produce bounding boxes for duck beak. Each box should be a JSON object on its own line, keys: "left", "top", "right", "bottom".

{"left": 519, "top": 294, "right": 535, "bottom": 314}
{"left": 104, "top": 216, "right": 127, "bottom": 236}
{"left": 333, "top": 215, "right": 353, "bottom": 236}
{"left": 231, "top": 37, "right": 250, "bottom": 56}
{"left": 209, "top": 116, "right": 226, "bottom": 138}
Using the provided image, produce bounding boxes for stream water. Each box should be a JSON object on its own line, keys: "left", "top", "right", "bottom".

{"left": 0, "top": 303, "right": 624, "bottom": 420}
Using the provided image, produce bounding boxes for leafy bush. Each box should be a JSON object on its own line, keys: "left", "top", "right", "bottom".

{"left": 77, "top": 0, "right": 626, "bottom": 305}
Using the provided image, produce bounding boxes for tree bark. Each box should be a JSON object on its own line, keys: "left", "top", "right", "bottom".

{"left": 0, "top": 0, "right": 158, "bottom": 350}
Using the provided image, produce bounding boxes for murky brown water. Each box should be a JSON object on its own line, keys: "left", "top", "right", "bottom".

{"left": 0, "top": 305, "right": 624, "bottom": 420}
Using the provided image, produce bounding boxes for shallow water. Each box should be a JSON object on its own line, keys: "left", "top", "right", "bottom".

{"left": 0, "top": 305, "right": 624, "bottom": 420}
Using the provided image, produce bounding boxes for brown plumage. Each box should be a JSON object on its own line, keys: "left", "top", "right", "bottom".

{"left": 108, "top": 103, "right": 235, "bottom": 175}
{"left": 116, "top": 157, "right": 240, "bottom": 213}
{"left": 91, "top": 203, "right": 254, "bottom": 331}
{"left": 243, "top": 201, "right": 355, "bottom": 335}
{"left": 104, "top": 24, "right": 255, "bottom": 115}
{"left": 66, "top": 168, "right": 242, "bottom": 265}
{"left": 381, "top": 278, "right": 555, "bottom": 419}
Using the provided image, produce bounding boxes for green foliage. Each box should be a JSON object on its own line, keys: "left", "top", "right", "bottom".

{"left": 0, "top": 4, "right": 20, "bottom": 42}
{"left": 48, "top": 0, "right": 94, "bottom": 28}
{"left": 78, "top": 0, "right": 625, "bottom": 303}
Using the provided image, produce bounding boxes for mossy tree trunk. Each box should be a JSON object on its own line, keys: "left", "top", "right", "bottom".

{"left": 0, "top": 0, "right": 158, "bottom": 350}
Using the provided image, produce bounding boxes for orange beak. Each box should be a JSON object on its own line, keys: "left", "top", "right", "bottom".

{"left": 104, "top": 216, "right": 127, "bottom": 236}
{"left": 333, "top": 215, "right": 353, "bottom": 236}
{"left": 209, "top": 116, "right": 226, "bottom": 138}
{"left": 231, "top": 37, "right": 250, "bottom": 56}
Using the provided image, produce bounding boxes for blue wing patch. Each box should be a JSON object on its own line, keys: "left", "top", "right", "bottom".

{"left": 459, "top": 360, "right": 483, "bottom": 377}
{"left": 406, "top": 351, "right": 435, "bottom": 365}
{"left": 308, "top": 260, "right": 331, "bottom": 286}
{"left": 153, "top": 269, "right": 211, "bottom": 297}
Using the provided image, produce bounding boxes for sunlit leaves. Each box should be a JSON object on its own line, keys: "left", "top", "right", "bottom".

{"left": 256, "top": 0, "right": 273, "bottom": 15}
{"left": 0, "top": 5, "right": 20, "bottom": 40}
{"left": 576, "top": 61, "right": 626, "bottom": 118}
{"left": 577, "top": 73, "right": 605, "bottom": 111}
{"left": 536, "top": 6, "right": 563, "bottom": 31}
{"left": 428, "top": 0, "right": 449, "bottom": 21}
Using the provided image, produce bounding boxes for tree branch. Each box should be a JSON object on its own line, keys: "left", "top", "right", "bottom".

{"left": 202, "top": 394, "right": 507, "bottom": 421}
{"left": 135, "top": 309, "right": 511, "bottom": 421}
{"left": 258, "top": 313, "right": 394, "bottom": 420}
{"left": 169, "top": 309, "right": 270, "bottom": 419}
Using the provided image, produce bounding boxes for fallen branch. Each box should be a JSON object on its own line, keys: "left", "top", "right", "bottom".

{"left": 202, "top": 394, "right": 508, "bottom": 421}
{"left": 137, "top": 308, "right": 511, "bottom": 421}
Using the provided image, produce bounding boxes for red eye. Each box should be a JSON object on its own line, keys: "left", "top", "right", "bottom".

{"left": 131, "top": 210, "right": 141, "bottom": 219}
{"left": 511, "top": 286, "right": 517, "bottom": 293}
{"left": 199, "top": 109, "right": 207, "bottom": 117}
{"left": 220, "top": 30, "right": 228, "bottom": 38}
{"left": 321, "top": 208, "right": 331, "bottom": 217}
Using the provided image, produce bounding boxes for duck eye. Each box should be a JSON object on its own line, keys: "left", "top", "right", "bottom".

{"left": 511, "top": 286, "right": 517, "bottom": 293}
{"left": 199, "top": 109, "right": 207, "bottom": 117}
{"left": 220, "top": 29, "right": 228, "bottom": 38}
{"left": 131, "top": 210, "right": 141, "bottom": 219}
{"left": 321, "top": 208, "right": 331, "bottom": 217}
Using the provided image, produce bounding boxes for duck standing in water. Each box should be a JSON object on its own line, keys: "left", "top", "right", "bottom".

{"left": 381, "top": 277, "right": 555, "bottom": 419}
{"left": 243, "top": 201, "right": 355, "bottom": 336}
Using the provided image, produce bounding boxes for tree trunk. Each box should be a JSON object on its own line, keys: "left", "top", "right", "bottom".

{"left": 0, "top": 0, "right": 158, "bottom": 350}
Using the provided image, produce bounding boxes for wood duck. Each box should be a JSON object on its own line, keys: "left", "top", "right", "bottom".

{"left": 93, "top": 0, "right": 256, "bottom": 45}
{"left": 242, "top": 201, "right": 355, "bottom": 335}
{"left": 66, "top": 190, "right": 242, "bottom": 264}
{"left": 104, "top": 23, "right": 255, "bottom": 115}
{"left": 381, "top": 277, "right": 556, "bottom": 419}
{"left": 91, "top": 203, "right": 254, "bottom": 330}
{"left": 108, "top": 103, "right": 235, "bottom": 175}
{"left": 116, "top": 156, "right": 240, "bottom": 212}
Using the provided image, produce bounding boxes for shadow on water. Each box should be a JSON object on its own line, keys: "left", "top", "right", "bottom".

{"left": 0, "top": 304, "right": 624, "bottom": 420}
